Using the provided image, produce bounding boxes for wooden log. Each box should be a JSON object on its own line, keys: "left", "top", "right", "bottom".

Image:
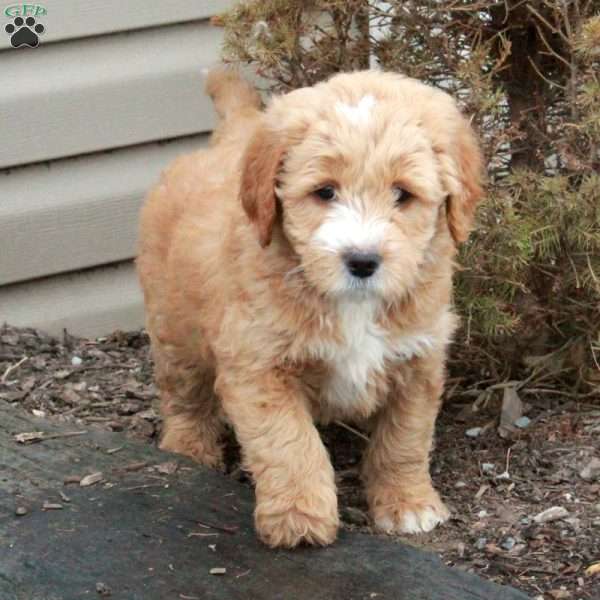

{"left": 0, "top": 404, "right": 529, "bottom": 600}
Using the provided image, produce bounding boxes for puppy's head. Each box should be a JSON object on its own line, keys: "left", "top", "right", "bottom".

{"left": 240, "top": 71, "right": 483, "bottom": 301}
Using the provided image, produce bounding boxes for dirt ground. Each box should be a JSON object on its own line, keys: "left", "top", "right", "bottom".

{"left": 1, "top": 324, "right": 598, "bottom": 599}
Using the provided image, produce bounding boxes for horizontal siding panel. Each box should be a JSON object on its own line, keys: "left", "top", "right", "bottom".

{"left": 0, "top": 261, "right": 144, "bottom": 337}
{"left": 0, "top": 1, "right": 230, "bottom": 50}
{"left": 0, "top": 21, "right": 222, "bottom": 168}
{"left": 0, "top": 135, "right": 208, "bottom": 286}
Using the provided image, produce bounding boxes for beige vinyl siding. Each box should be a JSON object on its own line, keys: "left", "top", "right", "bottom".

{"left": 0, "top": 262, "right": 144, "bottom": 338}
{"left": 0, "top": 21, "right": 222, "bottom": 169}
{"left": 0, "top": 2, "right": 230, "bottom": 336}
{"left": 0, "top": 135, "right": 208, "bottom": 286}
{"left": 0, "top": 0, "right": 227, "bottom": 50}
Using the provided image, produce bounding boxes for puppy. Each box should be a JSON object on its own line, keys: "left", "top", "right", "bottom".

{"left": 137, "top": 68, "right": 483, "bottom": 548}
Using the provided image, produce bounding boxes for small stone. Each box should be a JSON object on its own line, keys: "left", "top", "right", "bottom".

{"left": 154, "top": 461, "right": 179, "bottom": 475}
{"left": 42, "top": 502, "right": 63, "bottom": 511}
{"left": 117, "top": 400, "right": 141, "bottom": 416}
{"left": 579, "top": 457, "right": 600, "bottom": 481}
{"left": 454, "top": 481, "right": 467, "bottom": 488}
{"left": 61, "top": 388, "right": 81, "bottom": 406}
{"left": 96, "top": 582, "right": 111, "bottom": 596}
{"left": 341, "top": 506, "right": 369, "bottom": 526}
{"left": 210, "top": 567, "right": 226, "bottom": 575}
{"left": 477, "top": 510, "right": 488, "bottom": 518}
{"left": 500, "top": 536, "right": 516, "bottom": 551}
{"left": 514, "top": 416, "right": 531, "bottom": 429}
{"left": 594, "top": 503, "right": 600, "bottom": 514}
{"left": 466, "top": 427, "right": 482, "bottom": 438}
{"left": 71, "top": 356, "right": 83, "bottom": 366}
{"left": 481, "top": 463, "right": 495, "bottom": 474}
{"left": 137, "top": 408, "right": 158, "bottom": 421}
{"left": 533, "top": 506, "right": 569, "bottom": 524}
{"left": 15, "top": 506, "right": 28, "bottom": 516}
{"left": 475, "top": 537, "right": 487, "bottom": 550}
{"left": 549, "top": 589, "right": 571, "bottom": 599}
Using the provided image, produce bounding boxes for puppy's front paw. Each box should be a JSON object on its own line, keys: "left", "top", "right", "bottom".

{"left": 255, "top": 489, "right": 339, "bottom": 548}
{"left": 369, "top": 485, "right": 450, "bottom": 534}
{"left": 159, "top": 427, "right": 224, "bottom": 470}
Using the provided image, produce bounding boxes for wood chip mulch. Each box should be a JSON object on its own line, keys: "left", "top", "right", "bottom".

{"left": 1, "top": 324, "right": 599, "bottom": 599}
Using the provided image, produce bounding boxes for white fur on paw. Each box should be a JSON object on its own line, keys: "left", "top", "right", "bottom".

{"left": 374, "top": 515, "right": 395, "bottom": 533}
{"left": 401, "top": 506, "right": 447, "bottom": 533}
{"left": 376, "top": 505, "right": 449, "bottom": 534}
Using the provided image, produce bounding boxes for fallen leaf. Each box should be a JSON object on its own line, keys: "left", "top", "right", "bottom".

{"left": 63, "top": 475, "right": 82, "bottom": 485}
{"left": 585, "top": 562, "right": 600, "bottom": 576}
{"left": 533, "top": 506, "right": 569, "bottom": 524}
{"left": 475, "top": 484, "right": 490, "bottom": 500}
{"left": 579, "top": 457, "right": 600, "bottom": 481}
{"left": 14, "top": 431, "right": 45, "bottom": 444}
{"left": 498, "top": 386, "right": 523, "bottom": 438}
{"left": 80, "top": 472, "right": 103, "bottom": 487}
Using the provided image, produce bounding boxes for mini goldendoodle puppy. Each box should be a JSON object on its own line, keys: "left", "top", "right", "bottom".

{"left": 137, "top": 68, "right": 483, "bottom": 548}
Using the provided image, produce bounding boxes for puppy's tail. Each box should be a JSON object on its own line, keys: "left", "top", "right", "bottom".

{"left": 204, "top": 66, "right": 261, "bottom": 120}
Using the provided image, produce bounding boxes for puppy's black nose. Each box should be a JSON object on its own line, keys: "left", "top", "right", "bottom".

{"left": 344, "top": 252, "right": 381, "bottom": 279}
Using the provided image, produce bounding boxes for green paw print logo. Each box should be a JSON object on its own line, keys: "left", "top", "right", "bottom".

{"left": 5, "top": 15, "right": 44, "bottom": 47}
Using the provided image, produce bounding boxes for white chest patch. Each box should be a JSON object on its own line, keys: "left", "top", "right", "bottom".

{"left": 316, "top": 301, "right": 436, "bottom": 414}
{"left": 335, "top": 95, "right": 376, "bottom": 126}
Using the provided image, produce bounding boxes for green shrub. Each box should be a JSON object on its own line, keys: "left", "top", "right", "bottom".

{"left": 219, "top": 2, "right": 600, "bottom": 394}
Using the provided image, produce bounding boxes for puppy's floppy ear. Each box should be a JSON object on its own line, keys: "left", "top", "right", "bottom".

{"left": 240, "top": 125, "right": 286, "bottom": 248}
{"left": 436, "top": 114, "right": 484, "bottom": 244}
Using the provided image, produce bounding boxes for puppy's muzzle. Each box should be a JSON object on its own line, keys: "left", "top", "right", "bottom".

{"left": 344, "top": 251, "right": 381, "bottom": 279}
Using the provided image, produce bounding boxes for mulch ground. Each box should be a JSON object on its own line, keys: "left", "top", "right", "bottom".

{"left": 1, "top": 324, "right": 599, "bottom": 600}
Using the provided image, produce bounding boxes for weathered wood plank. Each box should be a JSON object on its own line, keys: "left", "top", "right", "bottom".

{"left": 0, "top": 404, "right": 530, "bottom": 600}
{"left": 0, "top": 21, "right": 222, "bottom": 168}
{"left": 0, "top": 135, "right": 208, "bottom": 286}
{"left": 0, "top": 261, "right": 144, "bottom": 337}
{"left": 0, "top": 0, "right": 231, "bottom": 50}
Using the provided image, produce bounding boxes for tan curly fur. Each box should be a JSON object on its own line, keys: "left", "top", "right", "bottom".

{"left": 136, "top": 67, "right": 483, "bottom": 548}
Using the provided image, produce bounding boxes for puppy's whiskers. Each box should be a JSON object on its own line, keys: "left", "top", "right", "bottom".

{"left": 282, "top": 256, "right": 323, "bottom": 283}
{"left": 283, "top": 264, "right": 305, "bottom": 282}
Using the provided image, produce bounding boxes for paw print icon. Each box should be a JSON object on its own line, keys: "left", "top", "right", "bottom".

{"left": 5, "top": 16, "right": 45, "bottom": 48}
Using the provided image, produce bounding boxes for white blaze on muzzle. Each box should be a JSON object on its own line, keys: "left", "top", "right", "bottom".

{"left": 312, "top": 203, "right": 388, "bottom": 255}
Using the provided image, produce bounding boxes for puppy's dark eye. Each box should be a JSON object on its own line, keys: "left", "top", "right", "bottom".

{"left": 313, "top": 185, "right": 336, "bottom": 201}
{"left": 393, "top": 186, "right": 414, "bottom": 206}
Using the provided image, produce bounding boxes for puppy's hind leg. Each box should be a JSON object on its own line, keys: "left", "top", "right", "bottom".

{"left": 153, "top": 343, "right": 224, "bottom": 469}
